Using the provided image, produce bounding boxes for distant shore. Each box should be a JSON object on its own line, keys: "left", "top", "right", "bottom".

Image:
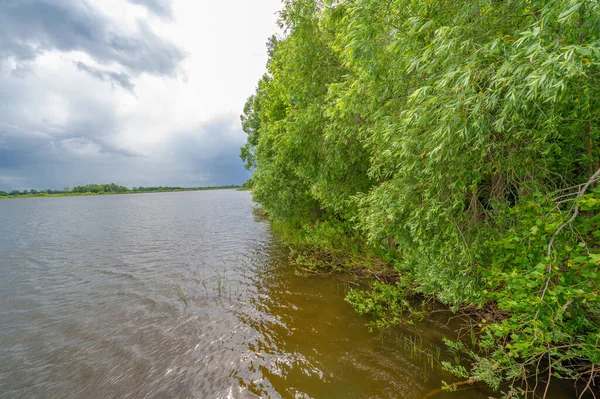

{"left": 0, "top": 185, "right": 242, "bottom": 200}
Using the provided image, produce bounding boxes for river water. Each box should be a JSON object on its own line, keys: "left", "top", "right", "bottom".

{"left": 0, "top": 191, "right": 581, "bottom": 398}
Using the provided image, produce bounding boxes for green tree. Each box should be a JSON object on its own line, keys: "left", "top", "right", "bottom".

{"left": 242, "top": 0, "right": 600, "bottom": 394}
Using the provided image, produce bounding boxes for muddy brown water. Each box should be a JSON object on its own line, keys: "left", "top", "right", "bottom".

{"left": 0, "top": 191, "right": 583, "bottom": 398}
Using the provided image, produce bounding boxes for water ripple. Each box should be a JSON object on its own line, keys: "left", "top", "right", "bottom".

{"left": 0, "top": 191, "right": 538, "bottom": 399}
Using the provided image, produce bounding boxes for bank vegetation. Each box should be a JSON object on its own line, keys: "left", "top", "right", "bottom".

{"left": 240, "top": 0, "right": 600, "bottom": 397}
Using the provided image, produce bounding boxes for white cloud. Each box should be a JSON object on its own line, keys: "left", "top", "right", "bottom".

{"left": 0, "top": 0, "right": 282, "bottom": 190}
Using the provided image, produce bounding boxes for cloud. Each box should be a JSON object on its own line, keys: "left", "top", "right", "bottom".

{"left": 0, "top": 132, "right": 54, "bottom": 169}
{"left": 155, "top": 118, "right": 251, "bottom": 185}
{"left": 128, "top": 0, "right": 173, "bottom": 19}
{"left": 75, "top": 62, "right": 135, "bottom": 91}
{"left": 0, "top": 0, "right": 184, "bottom": 77}
{"left": 0, "top": 114, "right": 250, "bottom": 190}
{"left": 0, "top": 52, "right": 138, "bottom": 164}
{"left": 0, "top": 0, "right": 282, "bottom": 191}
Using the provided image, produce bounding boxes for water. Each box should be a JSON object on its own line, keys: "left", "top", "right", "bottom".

{"left": 0, "top": 191, "right": 581, "bottom": 398}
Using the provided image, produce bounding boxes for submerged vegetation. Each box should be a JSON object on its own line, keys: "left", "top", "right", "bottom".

{"left": 241, "top": 0, "right": 600, "bottom": 396}
{"left": 0, "top": 183, "right": 241, "bottom": 199}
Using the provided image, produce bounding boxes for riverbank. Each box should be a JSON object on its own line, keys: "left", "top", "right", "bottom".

{"left": 263, "top": 207, "right": 599, "bottom": 398}
{"left": 239, "top": 0, "right": 600, "bottom": 396}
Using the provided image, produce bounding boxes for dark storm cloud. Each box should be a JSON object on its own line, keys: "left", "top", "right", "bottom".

{"left": 128, "top": 0, "right": 173, "bottom": 19}
{"left": 0, "top": 132, "right": 54, "bottom": 168}
{"left": 0, "top": 66, "right": 138, "bottom": 172}
{"left": 157, "top": 119, "right": 251, "bottom": 186}
{"left": 0, "top": 117, "right": 250, "bottom": 191}
{"left": 75, "top": 62, "right": 135, "bottom": 91}
{"left": 0, "top": 0, "right": 184, "bottom": 77}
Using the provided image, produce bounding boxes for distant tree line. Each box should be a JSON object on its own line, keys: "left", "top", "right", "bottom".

{"left": 0, "top": 184, "right": 240, "bottom": 197}
{"left": 0, "top": 189, "right": 63, "bottom": 196}
{"left": 71, "top": 183, "right": 129, "bottom": 193}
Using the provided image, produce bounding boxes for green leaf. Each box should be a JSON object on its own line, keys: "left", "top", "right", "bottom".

{"left": 558, "top": 3, "right": 582, "bottom": 22}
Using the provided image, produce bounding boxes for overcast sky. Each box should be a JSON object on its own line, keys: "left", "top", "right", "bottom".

{"left": 0, "top": 0, "right": 281, "bottom": 190}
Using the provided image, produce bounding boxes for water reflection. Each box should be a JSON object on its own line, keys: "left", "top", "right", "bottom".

{"left": 234, "top": 218, "right": 580, "bottom": 399}
{"left": 233, "top": 240, "right": 438, "bottom": 399}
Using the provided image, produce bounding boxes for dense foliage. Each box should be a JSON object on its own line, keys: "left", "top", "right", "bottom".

{"left": 71, "top": 183, "right": 130, "bottom": 194}
{"left": 241, "top": 0, "right": 600, "bottom": 396}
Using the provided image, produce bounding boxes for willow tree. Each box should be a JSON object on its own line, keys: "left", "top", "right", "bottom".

{"left": 242, "top": 0, "right": 600, "bottom": 395}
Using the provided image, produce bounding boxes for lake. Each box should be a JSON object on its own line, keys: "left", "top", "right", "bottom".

{"left": 0, "top": 191, "right": 579, "bottom": 398}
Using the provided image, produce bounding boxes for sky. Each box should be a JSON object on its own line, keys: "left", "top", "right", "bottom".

{"left": 0, "top": 0, "right": 282, "bottom": 191}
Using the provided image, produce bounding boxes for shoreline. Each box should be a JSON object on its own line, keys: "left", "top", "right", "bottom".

{"left": 0, "top": 186, "right": 241, "bottom": 200}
